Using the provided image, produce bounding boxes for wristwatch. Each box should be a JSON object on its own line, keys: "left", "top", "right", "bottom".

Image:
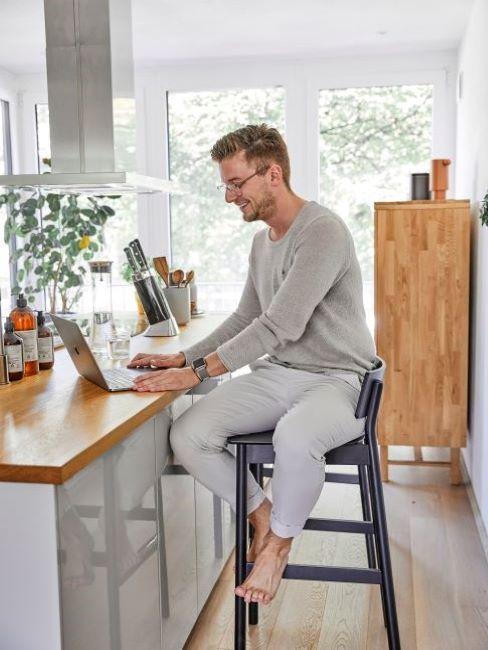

{"left": 191, "top": 357, "right": 210, "bottom": 382}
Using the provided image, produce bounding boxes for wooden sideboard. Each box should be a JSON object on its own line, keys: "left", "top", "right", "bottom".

{"left": 374, "top": 200, "right": 471, "bottom": 484}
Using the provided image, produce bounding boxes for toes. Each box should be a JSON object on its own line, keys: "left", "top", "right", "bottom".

{"left": 235, "top": 585, "right": 246, "bottom": 598}
{"left": 251, "top": 590, "right": 260, "bottom": 602}
{"left": 244, "top": 589, "right": 254, "bottom": 604}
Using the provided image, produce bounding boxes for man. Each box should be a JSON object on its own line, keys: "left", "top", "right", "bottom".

{"left": 128, "top": 124, "right": 376, "bottom": 606}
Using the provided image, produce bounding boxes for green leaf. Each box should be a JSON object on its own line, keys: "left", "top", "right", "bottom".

{"left": 50, "top": 251, "right": 62, "bottom": 263}
{"left": 17, "top": 269, "right": 25, "bottom": 282}
{"left": 9, "top": 249, "right": 23, "bottom": 263}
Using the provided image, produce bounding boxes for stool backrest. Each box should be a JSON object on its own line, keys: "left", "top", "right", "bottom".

{"left": 354, "top": 356, "right": 386, "bottom": 420}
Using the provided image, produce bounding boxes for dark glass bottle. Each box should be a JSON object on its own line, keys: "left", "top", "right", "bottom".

{"left": 9, "top": 294, "right": 39, "bottom": 376}
{"left": 37, "top": 311, "right": 54, "bottom": 370}
{"left": 4, "top": 317, "right": 24, "bottom": 381}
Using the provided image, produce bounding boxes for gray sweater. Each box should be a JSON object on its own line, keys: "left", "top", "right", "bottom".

{"left": 182, "top": 201, "right": 376, "bottom": 377}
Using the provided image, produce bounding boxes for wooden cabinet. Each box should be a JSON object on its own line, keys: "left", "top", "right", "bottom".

{"left": 374, "top": 200, "right": 471, "bottom": 484}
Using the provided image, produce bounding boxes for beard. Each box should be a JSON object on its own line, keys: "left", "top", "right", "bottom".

{"left": 242, "top": 190, "right": 276, "bottom": 223}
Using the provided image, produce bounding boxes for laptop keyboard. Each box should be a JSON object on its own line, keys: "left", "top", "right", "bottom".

{"left": 103, "top": 367, "right": 136, "bottom": 389}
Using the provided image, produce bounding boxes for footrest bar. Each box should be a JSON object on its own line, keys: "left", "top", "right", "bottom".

{"left": 245, "top": 562, "right": 382, "bottom": 584}
{"left": 324, "top": 472, "right": 360, "bottom": 484}
{"left": 304, "top": 517, "right": 374, "bottom": 534}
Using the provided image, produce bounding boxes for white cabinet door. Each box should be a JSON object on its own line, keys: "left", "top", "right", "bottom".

{"left": 159, "top": 463, "right": 197, "bottom": 649}
{"left": 57, "top": 418, "right": 161, "bottom": 650}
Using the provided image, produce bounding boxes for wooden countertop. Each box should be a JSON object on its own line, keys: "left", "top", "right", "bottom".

{"left": 0, "top": 313, "right": 227, "bottom": 485}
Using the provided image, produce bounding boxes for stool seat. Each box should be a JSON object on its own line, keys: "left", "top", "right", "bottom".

{"left": 227, "top": 431, "right": 365, "bottom": 446}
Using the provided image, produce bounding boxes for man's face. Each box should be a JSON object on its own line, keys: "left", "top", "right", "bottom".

{"left": 219, "top": 151, "right": 276, "bottom": 223}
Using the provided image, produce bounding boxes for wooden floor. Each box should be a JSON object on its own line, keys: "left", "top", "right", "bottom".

{"left": 184, "top": 448, "right": 488, "bottom": 650}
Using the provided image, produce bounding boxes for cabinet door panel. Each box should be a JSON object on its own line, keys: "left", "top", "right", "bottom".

{"left": 159, "top": 465, "right": 197, "bottom": 649}
{"left": 57, "top": 419, "right": 161, "bottom": 650}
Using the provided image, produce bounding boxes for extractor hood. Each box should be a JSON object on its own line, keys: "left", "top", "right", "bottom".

{"left": 0, "top": 0, "right": 177, "bottom": 195}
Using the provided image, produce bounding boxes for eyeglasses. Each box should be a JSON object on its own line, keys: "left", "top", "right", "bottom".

{"left": 217, "top": 165, "right": 269, "bottom": 194}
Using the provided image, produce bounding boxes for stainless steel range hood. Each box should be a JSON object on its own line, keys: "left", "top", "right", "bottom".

{"left": 0, "top": 0, "right": 176, "bottom": 195}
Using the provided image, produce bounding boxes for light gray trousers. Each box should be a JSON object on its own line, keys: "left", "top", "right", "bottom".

{"left": 169, "top": 359, "right": 365, "bottom": 538}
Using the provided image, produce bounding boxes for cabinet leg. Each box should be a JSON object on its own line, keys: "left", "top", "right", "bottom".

{"left": 450, "top": 448, "right": 462, "bottom": 485}
{"left": 380, "top": 445, "right": 389, "bottom": 482}
{"left": 414, "top": 446, "right": 423, "bottom": 462}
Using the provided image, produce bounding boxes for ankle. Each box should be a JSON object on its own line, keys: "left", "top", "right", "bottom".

{"left": 262, "top": 532, "right": 292, "bottom": 557}
{"left": 248, "top": 498, "right": 271, "bottom": 530}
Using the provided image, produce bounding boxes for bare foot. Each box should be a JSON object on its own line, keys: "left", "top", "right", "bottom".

{"left": 247, "top": 498, "right": 272, "bottom": 562}
{"left": 235, "top": 532, "right": 292, "bottom": 605}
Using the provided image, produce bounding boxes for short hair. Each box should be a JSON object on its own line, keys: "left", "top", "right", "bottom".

{"left": 210, "top": 124, "right": 291, "bottom": 189}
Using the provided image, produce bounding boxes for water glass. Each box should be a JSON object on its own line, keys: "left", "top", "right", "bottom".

{"left": 106, "top": 329, "right": 131, "bottom": 360}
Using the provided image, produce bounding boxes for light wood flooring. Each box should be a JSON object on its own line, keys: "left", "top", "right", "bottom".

{"left": 184, "top": 448, "right": 488, "bottom": 650}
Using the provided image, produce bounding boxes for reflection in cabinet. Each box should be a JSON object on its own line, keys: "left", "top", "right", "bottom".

{"left": 57, "top": 419, "right": 162, "bottom": 650}
{"left": 195, "top": 481, "right": 235, "bottom": 610}
{"left": 159, "top": 464, "right": 197, "bottom": 649}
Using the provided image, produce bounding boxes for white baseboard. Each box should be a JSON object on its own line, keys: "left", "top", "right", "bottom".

{"left": 461, "top": 454, "right": 488, "bottom": 562}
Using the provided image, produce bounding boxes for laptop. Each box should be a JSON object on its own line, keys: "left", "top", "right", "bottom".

{"left": 51, "top": 314, "right": 147, "bottom": 392}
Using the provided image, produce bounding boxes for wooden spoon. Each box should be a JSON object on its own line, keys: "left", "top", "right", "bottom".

{"left": 172, "top": 268, "right": 185, "bottom": 287}
{"left": 183, "top": 270, "right": 194, "bottom": 287}
{"left": 152, "top": 257, "right": 170, "bottom": 287}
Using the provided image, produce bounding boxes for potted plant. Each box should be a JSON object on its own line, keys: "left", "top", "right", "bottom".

{"left": 1, "top": 189, "right": 118, "bottom": 313}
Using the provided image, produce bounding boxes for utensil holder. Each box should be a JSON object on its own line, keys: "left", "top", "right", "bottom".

{"left": 163, "top": 286, "right": 191, "bottom": 325}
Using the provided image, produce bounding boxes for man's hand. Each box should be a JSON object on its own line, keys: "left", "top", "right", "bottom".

{"left": 132, "top": 367, "right": 199, "bottom": 393}
{"left": 127, "top": 351, "right": 185, "bottom": 369}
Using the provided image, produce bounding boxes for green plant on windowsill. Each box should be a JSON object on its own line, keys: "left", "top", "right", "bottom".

{"left": 1, "top": 189, "right": 119, "bottom": 313}
{"left": 480, "top": 190, "right": 488, "bottom": 227}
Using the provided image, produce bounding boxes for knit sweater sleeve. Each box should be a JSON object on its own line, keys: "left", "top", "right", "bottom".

{"left": 181, "top": 268, "right": 262, "bottom": 365}
{"left": 216, "top": 217, "right": 351, "bottom": 372}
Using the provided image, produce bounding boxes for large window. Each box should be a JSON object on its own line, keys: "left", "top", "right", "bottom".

{"left": 0, "top": 100, "right": 13, "bottom": 309}
{"left": 34, "top": 101, "right": 138, "bottom": 312}
{"left": 167, "top": 87, "right": 286, "bottom": 312}
{"left": 319, "top": 84, "right": 433, "bottom": 326}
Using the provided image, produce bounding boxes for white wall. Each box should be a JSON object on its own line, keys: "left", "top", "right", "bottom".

{"left": 455, "top": 0, "right": 488, "bottom": 531}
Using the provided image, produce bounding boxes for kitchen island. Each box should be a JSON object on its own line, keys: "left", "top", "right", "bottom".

{"left": 0, "top": 314, "right": 235, "bottom": 650}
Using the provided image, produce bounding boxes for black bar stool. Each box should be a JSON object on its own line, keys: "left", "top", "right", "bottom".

{"left": 227, "top": 357, "right": 400, "bottom": 650}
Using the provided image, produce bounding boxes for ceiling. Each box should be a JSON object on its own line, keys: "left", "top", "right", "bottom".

{"left": 0, "top": 0, "right": 474, "bottom": 75}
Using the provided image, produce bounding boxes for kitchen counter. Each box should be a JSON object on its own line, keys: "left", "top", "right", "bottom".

{"left": 0, "top": 313, "right": 227, "bottom": 484}
{"left": 0, "top": 312, "right": 236, "bottom": 650}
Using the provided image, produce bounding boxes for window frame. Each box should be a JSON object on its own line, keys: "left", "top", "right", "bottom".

{"left": 0, "top": 99, "right": 17, "bottom": 308}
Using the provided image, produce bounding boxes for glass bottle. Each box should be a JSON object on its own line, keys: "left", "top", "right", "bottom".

{"left": 3, "top": 317, "right": 24, "bottom": 381}
{"left": 9, "top": 294, "right": 39, "bottom": 376}
{"left": 88, "top": 260, "right": 114, "bottom": 355}
{"left": 37, "top": 311, "right": 54, "bottom": 370}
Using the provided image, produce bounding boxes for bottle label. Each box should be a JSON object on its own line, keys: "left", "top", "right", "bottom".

{"left": 16, "top": 329, "right": 38, "bottom": 362}
{"left": 6, "top": 345, "right": 23, "bottom": 373}
{"left": 38, "top": 337, "right": 54, "bottom": 363}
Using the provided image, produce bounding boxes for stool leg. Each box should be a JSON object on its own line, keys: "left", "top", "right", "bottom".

{"left": 367, "top": 462, "right": 388, "bottom": 628}
{"left": 368, "top": 441, "right": 401, "bottom": 649}
{"left": 235, "top": 445, "right": 247, "bottom": 650}
{"left": 248, "top": 463, "right": 263, "bottom": 626}
{"left": 358, "top": 464, "right": 376, "bottom": 569}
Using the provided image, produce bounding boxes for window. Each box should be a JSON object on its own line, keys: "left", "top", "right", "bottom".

{"left": 167, "top": 87, "right": 286, "bottom": 312}
{"left": 0, "top": 100, "right": 13, "bottom": 308}
{"left": 34, "top": 101, "right": 138, "bottom": 313}
{"left": 319, "top": 84, "right": 433, "bottom": 327}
